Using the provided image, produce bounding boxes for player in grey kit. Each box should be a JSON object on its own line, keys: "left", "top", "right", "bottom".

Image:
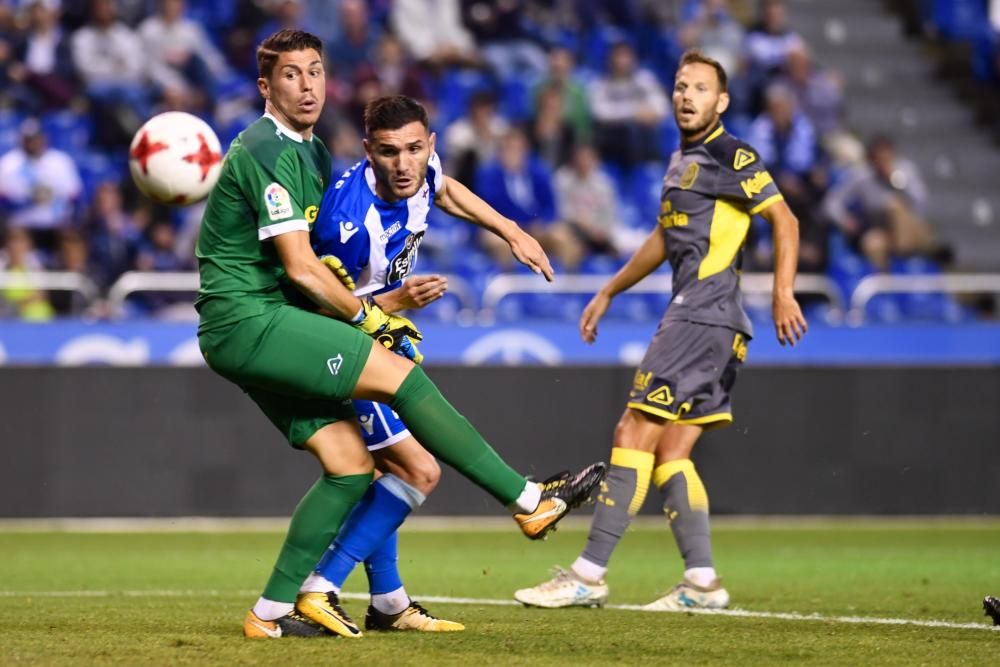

{"left": 515, "top": 49, "right": 808, "bottom": 610}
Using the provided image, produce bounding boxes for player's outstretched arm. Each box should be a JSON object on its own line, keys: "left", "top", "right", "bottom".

{"left": 434, "top": 175, "right": 554, "bottom": 281}
{"left": 374, "top": 275, "right": 449, "bottom": 314}
{"left": 275, "top": 230, "right": 364, "bottom": 319}
{"left": 580, "top": 228, "right": 668, "bottom": 343}
{"left": 758, "top": 200, "right": 808, "bottom": 346}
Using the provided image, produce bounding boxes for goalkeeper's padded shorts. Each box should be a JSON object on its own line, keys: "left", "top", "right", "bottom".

{"left": 199, "top": 304, "right": 374, "bottom": 448}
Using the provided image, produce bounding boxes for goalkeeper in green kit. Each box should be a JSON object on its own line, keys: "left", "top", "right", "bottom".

{"left": 195, "top": 29, "right": 606, "bottom": 639}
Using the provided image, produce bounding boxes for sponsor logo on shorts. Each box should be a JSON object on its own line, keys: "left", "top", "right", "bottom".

{"left": 647, "top": 386, "right": 675, "bottom": 406}
{"left": 265, "top": 183, "right": 292, "bottom": 221}
{"left": 327, "top": 354, "right": 343, "bottom": 376}
{"left": 632, "top": 370, "right": 653, "bottom": 394}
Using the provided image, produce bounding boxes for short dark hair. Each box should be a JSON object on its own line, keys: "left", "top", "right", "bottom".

{"left": 257, "top": 29, "right": 323, "bottom": 79}
{"left": 364, "top": 95, "right": 429, "bottom": 137}
{"left": 678, "top": 49, "right": 728, "bottom": 92}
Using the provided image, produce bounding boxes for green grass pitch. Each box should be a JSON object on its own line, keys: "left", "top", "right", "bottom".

{"left": 2, "top": 519, "right": 998, "bottom": 665}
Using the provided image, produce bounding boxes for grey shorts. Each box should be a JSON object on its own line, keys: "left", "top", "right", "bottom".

{"left": 626, "top": 319, "right": 748, "bottom": 428}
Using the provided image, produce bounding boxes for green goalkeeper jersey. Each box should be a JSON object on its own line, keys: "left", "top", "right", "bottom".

{"left": 195, "top": 113, "right": 331, "bottom": 334}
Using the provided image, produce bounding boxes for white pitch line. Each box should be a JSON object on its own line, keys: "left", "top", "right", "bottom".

{"left": 0, "top": 589, "right": 996, "bottom": 633}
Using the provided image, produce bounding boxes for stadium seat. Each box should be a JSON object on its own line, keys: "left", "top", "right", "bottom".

{"left": 42, "top": 110, "right": 93, "bottom": 154}
{"left": 629, "top": 162, "right": 667, "bottom": 225}
{"left": 433, "top": 69, "right": 494, "bottom": 127}
{"left": 499, "top": 79, "right": 532, "bottom": 123}
{"left": 77, "top": 151, "right": 124, "bottom": 203}
{"left": 0, "top": 109, "right": 23, "bottom": 154}
{"left": 580, "top": 25, "right": 631, "bottom": 72}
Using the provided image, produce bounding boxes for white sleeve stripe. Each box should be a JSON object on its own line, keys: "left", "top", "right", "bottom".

{"left": 258, "top": 219, "right": 309, "bottom": 240}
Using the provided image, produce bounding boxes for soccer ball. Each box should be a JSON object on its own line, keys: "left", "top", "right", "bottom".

{"left": 129, "top": 111, "right": 223, "bottom": 206}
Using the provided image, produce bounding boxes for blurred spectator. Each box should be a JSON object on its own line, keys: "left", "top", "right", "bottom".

{"left": 554, "top": 144, "right": 620, "bottom": 266}
{"left": 326, "top": 0, "right": 380, "bottom": 79}
{"left": 462, "top": 0, "right": 548, "bottom": 85}
{"left": 745, "top": 0, "right": 804, "bottom": 74}
{"left": 327, "top": 121, "right": 366, "bottom": 172}
{"left": 136, "top": 220, "right": 186, "bottom": 273}
{"left": 475, "top": 127, "right": 579, "bottom": 268}
{"left": 391, "top": 0, "right": 482, "bottom": 70}
{"left": 348, "top": 33, "right": 429, "bottom": 133}
{"left": 256, "top": 0, "right": 309, "bottom": 49}
{"left": 443, "top": 90, "right": 509, "bottom": 187}
{"left": 587, "top": 41, "right": 668, "bottom": 168}
{"left": 747, "top": 84, "right": 826, "bottom": 272}
{"left": 822, "top": 136, "right": 936, "bottom": 272}
{"left": 0, "top": 119, "right": 82, "bottom": 252}
{"left": 139, "top": 0, "right": 230, "bottom": 113}
{"left": 0, "top": 227, "right": 55, "bottom": 321}
{"left": 8, "top": 0, "right": 78, "bottom": 112}
{"left": 71, "top": 0, "right": 151, "bottom": 146}
{"left": 133, "top": 219, "right": 188, "bottom": 313}
{"left": 686, "top": 1, "right": 745, "bottom": 76}
{"left": 533, "top": 45, "right": 590, "bottom": 140}
{"left": 744, "top": 0, "right": 804, "bottom": 112}
{"left": 774, "top": 44, "right": 844, "bottom": 139}
{"left": 85, "top": 180, "right": 142, "bottom": 289}
{"left": 0, "top": 2, "right": 23, "bottom": 108}
{"left": 48, "top": 229, "right": 92, "bottom": 315}
{"left": 529, "top": 83, "right": 577, "bottom": 167}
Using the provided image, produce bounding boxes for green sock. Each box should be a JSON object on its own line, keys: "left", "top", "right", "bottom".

{"left": 262, "top": 472, "right": 373, "bottom": 602}
{"left": 390, "top": 367, "right": 527, "bottom": 505}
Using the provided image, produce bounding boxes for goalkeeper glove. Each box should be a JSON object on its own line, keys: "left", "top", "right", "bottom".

{"left": 351, "top": 296, "right": 424, "bottom": 364}
{"left": 320, "top": 254, "right": 356, "bottom": 291}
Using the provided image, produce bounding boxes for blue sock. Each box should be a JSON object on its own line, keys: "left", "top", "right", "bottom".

{"left": 365, "top": 531, "right": 403, "bottom": 594}
{"left": 315, "top": 475, "right": 420, "bottom": 588}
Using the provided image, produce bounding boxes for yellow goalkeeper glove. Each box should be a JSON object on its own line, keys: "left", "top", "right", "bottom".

{"left": 350, "top": 296, "right": 424, "bottom": 364}
{"left": 320, "top": 254, "right": 356, "bottom": 291}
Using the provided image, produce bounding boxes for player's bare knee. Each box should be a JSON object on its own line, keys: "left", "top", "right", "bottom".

{"left": 398, "top": 456, "right": 440, "bottom": 495}
{"left": 612, "top": 408, "right": 663, "bottom": 452}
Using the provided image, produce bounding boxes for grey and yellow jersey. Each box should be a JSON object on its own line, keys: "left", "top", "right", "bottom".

{"left": 658, "top": 123, "right": 783, "bottom": 336}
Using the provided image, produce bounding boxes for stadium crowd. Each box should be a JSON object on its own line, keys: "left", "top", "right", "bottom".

{"left": 0, "top": 0, "right": 959, "bottom": 321}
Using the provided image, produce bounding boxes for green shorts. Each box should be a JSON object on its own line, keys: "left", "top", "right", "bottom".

{"left": 199, "top": 304, "right": 374, "bottom": 448}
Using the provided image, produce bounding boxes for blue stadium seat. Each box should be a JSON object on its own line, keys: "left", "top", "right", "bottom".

{"left": 580, "top": 25, "right": 631, "bottom": 72}
{"left": 926, "top": 0, "right": 988, "bottom": 41}
{"left": 499, "top": 78, "right": 532, "bottom": 123}
{"left": 42, "top": 110, "right": 92, "bottom": 154}
{"left": 77, "top": 151, "right": 124, "bottom": 203}
{"left": 630, "top": 162, "right": 667, "bottom": 225}
{"left": 433, "top": 69, "right": 494, "bottom": 127}
{"left": 0, "top": 109, "right": 24, "bottom": 154}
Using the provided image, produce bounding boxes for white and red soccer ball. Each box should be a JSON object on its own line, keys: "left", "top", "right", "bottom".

{"left": 129, "top": 111, "right": 223, "bottom": 206}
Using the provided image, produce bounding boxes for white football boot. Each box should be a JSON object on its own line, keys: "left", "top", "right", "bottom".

{"left": 514, "top": 567, "right": 609, "bottom": 608}
{"left": 642, "top": 578, "right": 730, "bottom": 611}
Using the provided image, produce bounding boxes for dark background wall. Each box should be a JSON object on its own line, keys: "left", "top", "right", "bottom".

{"left": 2, "top": 367, "right": 998, "bottom": 517}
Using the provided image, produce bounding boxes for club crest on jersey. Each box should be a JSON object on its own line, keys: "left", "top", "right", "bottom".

{"left": 680, "top": 162, "right": 700, "bottom": 189}
{"left": 387, "top": 231, "right": 424, "bottom": 285}
{"left": 265, "top": 183, "right": 292, "bottom": 220}
{"left": 340, "top": 221, "right": 360, "bottom": 244}
{"left": 733, "top": 148, "right": 756, "bottom": 170}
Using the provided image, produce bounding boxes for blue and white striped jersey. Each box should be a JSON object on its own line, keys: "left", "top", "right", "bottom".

{"left": 312, "top": 152, "right": 444, "bottom": 296}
